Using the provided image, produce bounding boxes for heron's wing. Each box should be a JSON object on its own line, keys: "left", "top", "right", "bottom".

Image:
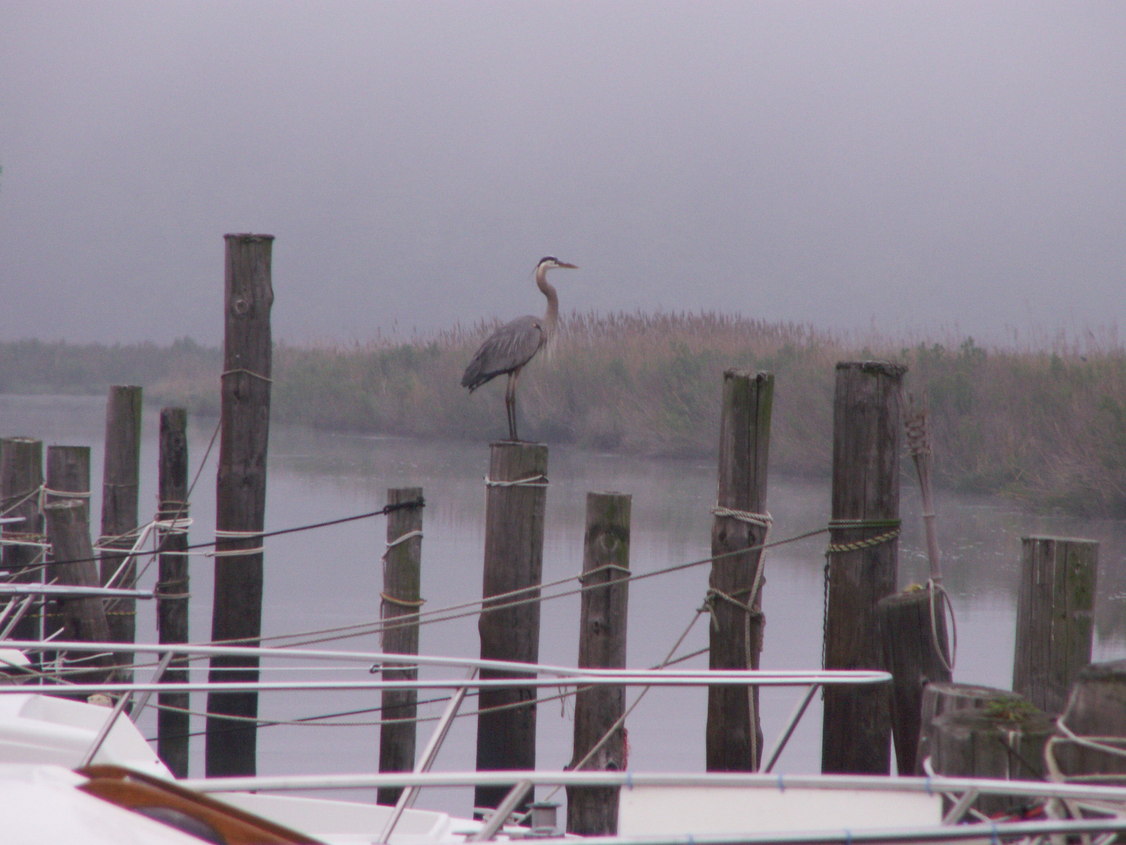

{"left": 461, "top": 315, "right": 546, "bottom": 390}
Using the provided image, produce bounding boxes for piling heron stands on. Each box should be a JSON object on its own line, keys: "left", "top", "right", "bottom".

{"left": 461, "top": 257, "right": 578, "bottom": 441}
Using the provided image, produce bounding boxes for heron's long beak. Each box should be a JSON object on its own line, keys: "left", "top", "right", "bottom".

{"left": 558, "top": 262, "right": 579, "bottom": 269}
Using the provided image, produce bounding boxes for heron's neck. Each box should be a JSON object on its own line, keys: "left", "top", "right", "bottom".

{"left": 536, "top": 266, "right": 559, "bottom": 339}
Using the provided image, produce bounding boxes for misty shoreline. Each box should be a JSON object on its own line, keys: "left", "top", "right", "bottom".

{"left": 2, "top": 314, "right": 1123, "bottom": 519}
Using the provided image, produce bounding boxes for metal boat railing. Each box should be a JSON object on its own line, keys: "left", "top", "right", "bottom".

{"left": 0, "top": 584, "right": 154, "bottom": 640}
{"left": 1, "top": 638, "right": 896, "bottom": 841}
{"left": 0, "top": 639, "right": 889, "bottom": 773}
{"left": 5, "top": 639, "right": 1126, "bottom": 843}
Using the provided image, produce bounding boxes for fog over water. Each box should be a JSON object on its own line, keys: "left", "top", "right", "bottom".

{"left": 3, "top": 394, "right": 1125, "bottom": 785}
{"left": 2, "top": 2, "right": 1124, "bottom": 347}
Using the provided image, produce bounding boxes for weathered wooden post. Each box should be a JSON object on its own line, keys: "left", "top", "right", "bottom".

{"left": 45, "top": 445, "right": 93, "bottom": 658}
{"left": 157, "top": 407, "right": 190, "bottom": 778}
{"left": 1012, "top": 536, "right": 1098, "bottom": 716}
{"left": 99, "top": 384, "right": 142, "bottom": 682}
{"left": 1051, "top": 660, "right": 1126, "bottom": 782}
{"left": 378, "top": 486, "right": 424, "bottom": 807}
{"left": 822, "top": 361, "right": 904, "bottom": 774}
{"left": 878, "top": 588, "right": 952, "bottom": 774}
{"left": 567, "top": 491, "right": 631, "bottom": 835}
{"left": 916, "top": 681, "right": 1014, "bottom": 772}
{"left": 47, "top": 446, "right": 92, "bottom": 520}
{"left": 1, "top": 437, "right": 45, "bottom": 641}
{"left": 207, "top": 233, "right": 274, "bottom": 777}
{"left": 707, "top": 370, "right": 773, "bottom": 772}
{"left": 930, "top": 699, "right": 1053, "bottom": 815}
{"left": 43, "top": 499, "right": 114, "bottom": 682}
{"left": 475, "top": 441, "right": 548, "bottom": 813}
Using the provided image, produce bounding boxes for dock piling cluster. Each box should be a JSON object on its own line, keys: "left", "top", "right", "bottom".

{"left": 0, "top": 235, "right": 1116, "bottom": 829}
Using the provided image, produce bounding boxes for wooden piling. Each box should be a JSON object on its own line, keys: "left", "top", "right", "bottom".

{"left": 46, "top": 445, "right": 92, "bottom": 520}
{"left": 206, "top": 233, "right": 275, "bottom": 777}
{"left": 1050, "top": 660, "right": 1126, "bottom": 783}
{"left": 878, "top": 587, "right": 952, "bottom": 774}
{"left": 1, "top": 437, "right": 45, "bottom": 641}
{"left": 377, "top": 486, "right": 424, "bottom": 806}
{"left": 567, "top": 491, "right": 631, "bottom": 836}
{"left": 822, "top": 361, "right": 904, "bottom": 774}
{"left": 44, "top": 445, "right": 92, "bottom": 657}
{"left": 916, "top": 681, "right": 1016, "bottom": 773}
{"left": 475, "top": 441, "right": 548, "bottom": 813}
{"left": 930, "top": 700, "right": 1053, "bottom": 816}
{"left": 99, "top": 385, "right": 143, "bottom": 682}
{"left": 157, "top": 407, "right": 191, "bottom": 778}
{"left": 706, "top": 370, "right": 773, "bottom": 772}
{"left": 1012, "top": 535, "right": 1098, "bottom": 716}
{"left": 43, "top": 499, "right": 114, "bottom": 683}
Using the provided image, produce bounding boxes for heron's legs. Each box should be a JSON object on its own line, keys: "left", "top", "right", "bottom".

{"left": 505, "top": 370, "right": 521, "bottom": 441}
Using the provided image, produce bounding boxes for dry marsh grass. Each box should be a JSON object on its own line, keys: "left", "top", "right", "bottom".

{"left": 262, "top": 312, "right": 1125, "bottom": 516}
{"left": 2, "top": 315, "right": 1122, "bottom": 516}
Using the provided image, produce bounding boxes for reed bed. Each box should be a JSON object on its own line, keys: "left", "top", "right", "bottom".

{"left": 1, "top": 315, "right": 1122, "bottom": 517}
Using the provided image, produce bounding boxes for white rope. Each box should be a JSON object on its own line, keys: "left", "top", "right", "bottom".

{"left": 1051, "top": 717, "right": 1126, "bottom": 764}
{"left": 385, "top": 529, "right": 423, "bottom": 550}
{"left": 483, "top": 474, "right": 549, "bottom": 488}
{"left": 927, "top": 578, "right": 957, "bottom": 673}
{"left": 40, "top": 486, "right": 92, "bottom": 516}
{"left": 207, "top": 547, "right": 265, "bottom": 558}
{"left": 208, "top": 528, "right": 265, "bottom": 557}
{"left": 41, "top": 486, "right": 91, "bottom": 498}
{"left": 712, "top": 505, "right": 773, "bottom": 529}
{"left": 154, "top": 516, "right": 193, "bottom": 534}
{"left": 221, "top": 367, "right": 273, "bottom": 383}
{"left": 146, "top": 515, "right": 195, "bottom": 558}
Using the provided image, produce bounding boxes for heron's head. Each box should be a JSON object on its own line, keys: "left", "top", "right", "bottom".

{"left": 538, "top": 256, "right": 578, "bottom": 271}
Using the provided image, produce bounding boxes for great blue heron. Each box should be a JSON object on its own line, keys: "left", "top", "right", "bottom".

{"left": 461, "top": 256, "right": 579, "bottom": 441}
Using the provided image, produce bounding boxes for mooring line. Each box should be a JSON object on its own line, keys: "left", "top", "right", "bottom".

{"left": 22, "top": 515, "right": 831, "bottom": 676}
{"left": 235, "top": 523, "right": 834, "bottom": 652}
{"left": 8, "top": 498, "right": 426, "bottom": 578}
{"left": 241, "top": 523, "right": 822, "bottom": 653}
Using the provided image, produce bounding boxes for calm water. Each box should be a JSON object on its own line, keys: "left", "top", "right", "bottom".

{"left": 3, "top": 394, "right": 1124, "bottom": 810}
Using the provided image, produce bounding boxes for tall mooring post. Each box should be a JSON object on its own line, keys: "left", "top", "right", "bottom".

{"left": 475, "top": 441, "right": 548, "bottom": 813}
{"left": 1, "top": 437, "right": 45, "bottom": 641}
{"left": 706, "top": 370, "right": 773, "bottom": 771}
{"left": 822, "top": 361, "right": 904, "bottom": 774}
{"left": 378, "top": 486, "right": 425, "bottom": 807}
{"left": 206, "top": 233, "right": 275, "bottom": 777}
{"left": 1012, "top": 535, "right": 1098, "bottom": 716}
{"left": 99, "top": 384, "right": 142, "bottom": 683}
{"left": 567, "top": 491, "right": 631, "bottom": 835}
{"left": 157, "top": 407, "right": 191, "bottom": 777}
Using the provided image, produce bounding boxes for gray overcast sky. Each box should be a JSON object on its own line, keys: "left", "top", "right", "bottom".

{"left": 2, "top": 1, "right": 1123, "bottom": 347}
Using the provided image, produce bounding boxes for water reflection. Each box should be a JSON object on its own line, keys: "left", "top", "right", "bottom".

{"left": 2, "top": 394, "right": 1124, "bottom": 798}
